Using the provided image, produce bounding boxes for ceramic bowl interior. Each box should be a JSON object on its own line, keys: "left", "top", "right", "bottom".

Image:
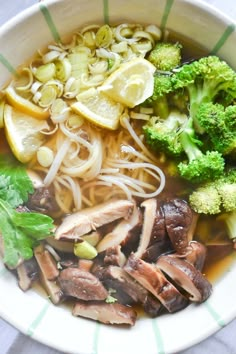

{"left": 0, "top": 1, "right": 236, "bottom": 353}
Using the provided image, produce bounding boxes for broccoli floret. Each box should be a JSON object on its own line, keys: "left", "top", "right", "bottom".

{"left": 149, "top": 73, "right": 173, "bottom": 102}
{"left": 144, "top": 73, "right": 174, "bottom": 118}
{"left": 172, "top": 56, "right": 236, "bottom": 132}
{"left": 144, "top": 111, "right": 225, "bottom": 183}
{"left": 145, "top": 72, "right": 186, "bottom": 118}
{"left": 177, "top": 118, "right": 225, "bottom": 183}
{"left": 195, "top": 102, "right": 236, "bottom": 155}
{"left": 143, "top": 55, "right": 236, "bottom": 184}
{"left": 189, "top": 184, "right": 222, "bottom": 214}
{"left": 147, "top": 42, "right": 182, "bottom": 71}
{"left": 189, "top": 170, "right": 236, "bottom": 240}
{"left": 143, "top": 110, "right": 187, "bottom": 157}
{"left": 189, "top": 170, "right": 236, "bottom": 214}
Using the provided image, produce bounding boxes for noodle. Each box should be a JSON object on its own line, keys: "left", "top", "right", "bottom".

{"left": 39, "top": 116, "right": 165, "bottom": 209}
{"left": 43, "top": 137, "right": 71, "bottom": 186}
{"left": 7, "top": 22, "right": 167, "bottom": 212}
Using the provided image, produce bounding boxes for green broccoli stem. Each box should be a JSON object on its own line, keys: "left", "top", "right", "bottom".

{"left": 179, "top": 118, "right": 202, "bottom": 162}
{"left": 153, "top": 96, "right": 169, "bottom": 119}
{"left": 188, "top": 80, "right": 222, "bottom": 133}
{"left": 224, "top": 211, "right": 236, "bottom": 241}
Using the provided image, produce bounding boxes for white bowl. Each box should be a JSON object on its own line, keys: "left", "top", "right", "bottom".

{"left": 0, "top": 1, "right": 236, "bottom": 353}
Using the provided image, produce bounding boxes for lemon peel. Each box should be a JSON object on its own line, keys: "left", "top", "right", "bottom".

{"left": 5, "top": 86, "right": 49, "bottom": 120}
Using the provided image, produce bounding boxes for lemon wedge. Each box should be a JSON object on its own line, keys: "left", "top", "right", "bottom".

{"left": 100, "top": 57, "right": 155, "bottom": 108}
{"left": 5, "top": 86, "right": 49, "bottom": 120}
{"left": 4, "top": 104, "right": 48, "bottom": 163}
{"left": 71, "top": 88, "right": 124, "bottom": 130}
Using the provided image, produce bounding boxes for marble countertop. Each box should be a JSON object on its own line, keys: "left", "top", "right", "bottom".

{"left": 0, "top": 0, "right": 236, "bottom": 353}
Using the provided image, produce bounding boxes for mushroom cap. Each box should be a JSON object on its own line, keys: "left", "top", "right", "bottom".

{"left": 156, "top": 255, "right": 212, "bottom": 302}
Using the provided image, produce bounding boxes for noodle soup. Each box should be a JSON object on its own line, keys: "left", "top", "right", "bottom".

{"left": 0, "top": 21, "right": 235, "bottom": 327}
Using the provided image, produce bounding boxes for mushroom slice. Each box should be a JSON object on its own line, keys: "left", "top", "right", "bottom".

{"left": 58, "top": 268, "right": 108, "bottom": 301}
{"left": 40, "top": 272, "right": 63, "bottom": 305}
{"left": 135, "top": 198, "right": 157, "bottom": 258}
{"left": 96, "top": 202, "right": 141, "bottom": 253}
{"left": 55, "top": 199, "right": 134, "bottom": 240}
{"left": 162, "top": 198, "right": 193, "bottom": 254}
{"left": 148, "top": 200, "right": 166, "bottom": 246}
{"left": 96, "top": 265, "right": 163, "bottom": 315}
{"left": 98, "top": 265, "right": 148, "bottom": 305}
{"left": 34, "top": 245, "right": 63, "bottom": 304}
{"left": 46, "top": 237, "right": 74, "bottom": 253}
{"left": 124, "top": 253, "right": 188, "bottom": 312}
{"left": 134, "top": 199, "right": 173, "bottom": 261}
{"left": 104, "top": 246, "right": 127, "bottom": 267}
{"left": 156, "top": 255, "right": 212, "bottom": 302}
{"left": 73, "top": 301, "right": 137, "bottom": 326}
{"left": 27, "top": 186, "right": 59, "bottom": 216}
{"left": 17, "top": 258, "right": 39, "bottom": 291}
{"left": 78, "top": 259, "right": 94, "bottom": 272}
{"left": 141, "top": 199, "right": 173, "bottom": 262}
{"left": 184, "top": 241, "right": 207, "bottom": 271}
{"left": 143, "top": 294, "right": 164, "bottom": 317}
{"left": 142, "top": 236, "right": 172, "bottom": 263}
{"left": 34, "top": 245, "right": 59, "bottom": 281}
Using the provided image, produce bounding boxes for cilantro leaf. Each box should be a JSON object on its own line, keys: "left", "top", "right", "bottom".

{"left": 0, "top": 154, "right": 33, "bottom": 208}
{"left": 12, "top": 212, "right": 54, "bottom": 239}
{"left": 0, "top": 199, "right": 54, "bottom": 268}
{"left": 0, "top": 209, "right": 20, "bottom": 267}
{"left": 0, "top": 175, "right": 21, "bottom": 207}
{"left": 0, "top": 155, "right": 54, "bottom": 267}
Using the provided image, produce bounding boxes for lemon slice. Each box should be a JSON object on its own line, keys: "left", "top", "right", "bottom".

{"left": 100, "top": 57, "right": 155, "bottom": 108}
{"left": 71, "top": 88, "right": 124, "bottom": 130}
{"left": 5, "top": 86, "right": 49, "bottom": 120}
{"left": 4, "top": 104, "right": 48, "bottom": 163}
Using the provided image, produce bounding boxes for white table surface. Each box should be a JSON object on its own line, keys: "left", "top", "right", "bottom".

{"left": 0, "top": 1, "right": 236, "bottom": 353}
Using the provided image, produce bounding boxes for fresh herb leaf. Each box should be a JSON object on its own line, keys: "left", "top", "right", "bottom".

{"left": 12, "top": 212, "right": 54, "bottom": 239}
{"left": 0, "top": 155, "right": 54, "bottom": 267}
{"left": 0, "top": 154, "right": 34, "bottom": 208}
{"left": 0, "top": 199, "right": 54, "bottom": 268}
{"left": 0, "top": 175, "right": 19, "bottom": 207}
{"left": 0, "top": 208, "right": 20, "bottom": 267}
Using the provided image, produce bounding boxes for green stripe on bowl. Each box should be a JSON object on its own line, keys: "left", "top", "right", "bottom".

{"left": 27, "top": 301, "right": 50, "bottom": 337}
{"left": 92, "top": 322, "right": 100, "bottom": 354}
{"left": 39, "top": 3, "right": 61, "bottom": 43}
{"left": 210, "top": 24, "right": 235, "bottom": 55}
{"left": 0, "top": 54, "right": 17, "bottom": 75}
{"left": 152, "top": 318, "right": 165, "bottom": 354}
{"left": 103, "top": 0, "right": 109, "bottom": 25}
{"left": 160, "top": 0, "right": 174, "bottom": 30}
{"left": 204, "top": 300, "right": 225, "bottom": 327}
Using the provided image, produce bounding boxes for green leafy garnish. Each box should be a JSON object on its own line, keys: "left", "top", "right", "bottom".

{"left": 0, "top": 154, "right": 34, "bottom": 208}
{"left": 0, "top": 155, "right": 54, "bottom": 267}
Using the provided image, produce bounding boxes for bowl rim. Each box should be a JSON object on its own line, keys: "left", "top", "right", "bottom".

{"left": 0, "top": 0, "right": 235, "bottom": 36}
